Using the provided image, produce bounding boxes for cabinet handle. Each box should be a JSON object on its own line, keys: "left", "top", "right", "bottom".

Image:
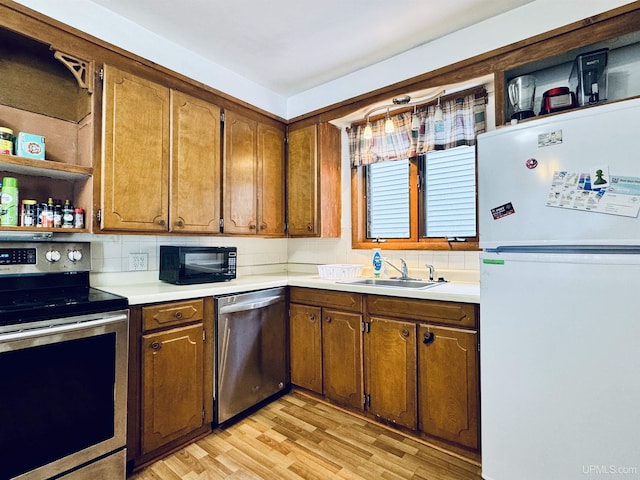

{"left": 250, "top": 224, "right": 257, "bottom": 230}
{"left": 150, "top": 341, "right": 162, "bottom": 350}
{"left": 308, "top": 314, "right": 316, "bottom": 322}
{"left": 306, "top": 224, "right": 313, "bottom": 232}
{"left": 422, "top": 331, "right": 435, "bottom": 345}
{"left": 401, "top": 328, "right": 409, "bottom": 338}
{"left": 260, "top": 223, "right": 267, "bottom": 230}
{"left": 158, "top": 219, "right": 166, "bottom": 226}
{"left": 325, "top": 316, "right": 332, "bottom": 323}
{"left": 174, "top": 311, "right": 183, "bottom": 319}
{"left": 176, "top": 220, "right": 184, "bottom": 227}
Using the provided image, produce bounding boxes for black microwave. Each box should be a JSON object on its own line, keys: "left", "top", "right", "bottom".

{"left": 159, "top": 246, "right": 237, "bottom": 285}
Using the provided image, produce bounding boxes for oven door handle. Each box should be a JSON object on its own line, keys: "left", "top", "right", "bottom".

{"left": 0, "top": 313, "right": 128, "bottom": 343}
{"left": 218, "top": 295, "right": 284, "bottom": 314}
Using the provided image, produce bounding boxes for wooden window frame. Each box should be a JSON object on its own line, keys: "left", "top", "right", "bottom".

{"left": 351, "top": 155, "right": 480, "bottom": 251}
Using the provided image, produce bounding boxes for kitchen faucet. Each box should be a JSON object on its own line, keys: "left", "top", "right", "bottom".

{"left": 384, "top": 258, "right": 420, "bottom": 281}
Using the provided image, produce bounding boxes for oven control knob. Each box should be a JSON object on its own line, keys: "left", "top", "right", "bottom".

{"left": 68, "top": 249, "right": 83, "bottom": 262}
{"left": 46, "top": 250, "right": 61, "bottom": 262}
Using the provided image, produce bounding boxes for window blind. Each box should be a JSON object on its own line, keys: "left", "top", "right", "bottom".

{"left": 366, "top": 159, "right": 410, "bottom": 238}
{"left": 423, "top": 146, "right": 476, "bottom": 238}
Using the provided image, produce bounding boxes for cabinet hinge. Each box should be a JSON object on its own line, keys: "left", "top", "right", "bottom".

{"left": 99, "top": 68, "right": 104, "bottom": 82}
{"left": 220, "top": 112, "right": 225, "bottom": 123}
{"left": 219, "top": 218, "right": 224, "bottom": 231}
{"left": 96, "top": 208, "right": 102, "bottom": 224}
{"left": 362, "top": 321, "right": 370, "bottom": 334}
{"left": 364, "top": 393, "right": 370, "bottom": 408}
{"left": 202, "top": 408, "right": 205, "bottom": 421}
{"left": 203, "top": 329, "right": 206, "bottom": 342}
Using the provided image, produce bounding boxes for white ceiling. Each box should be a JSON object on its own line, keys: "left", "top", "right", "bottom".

{"left": 86, "top": 0, "right": 533, "bottom": 97}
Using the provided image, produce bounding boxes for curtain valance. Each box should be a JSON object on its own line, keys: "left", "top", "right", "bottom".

{"left": 348, "top": 87, "right": 487, "bottom": 168}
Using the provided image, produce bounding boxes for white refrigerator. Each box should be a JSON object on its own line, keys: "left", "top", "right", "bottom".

{"left": 478, "top": 98, "right": 640, "bottom": 480}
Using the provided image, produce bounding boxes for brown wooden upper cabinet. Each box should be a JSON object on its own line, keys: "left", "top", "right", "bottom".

{"left": 287, "top": 122, "right": 341, "bottom": 237}
{"left": 222, "top": 109, "right": 285, "bottom": 236}
{"left": 100, "top": 65, "right": 221, "bottom": 233}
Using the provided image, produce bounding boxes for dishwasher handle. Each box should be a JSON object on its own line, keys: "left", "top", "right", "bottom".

{"left": 218, "top": 294, "right": 284, "bottom": 314}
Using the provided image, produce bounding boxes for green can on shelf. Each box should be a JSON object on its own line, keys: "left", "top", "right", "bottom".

{"left": 0, "top": 177, "right": 19, "bottom": 226}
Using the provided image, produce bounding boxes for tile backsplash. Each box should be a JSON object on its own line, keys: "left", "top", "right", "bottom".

{"left": 67, "top": 231, "right": 479, "bottom": 281}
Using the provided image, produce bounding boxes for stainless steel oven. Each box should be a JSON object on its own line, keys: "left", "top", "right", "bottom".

{"left": 0, "top": 241, "right": 128, "bottom": 480}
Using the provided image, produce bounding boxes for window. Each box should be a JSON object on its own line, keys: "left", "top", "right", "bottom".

{"left": 349, "top": 87, "right": 484, "bottom": 251}
{"left": 357, "top": 146, "right": 477, "bottom": 249}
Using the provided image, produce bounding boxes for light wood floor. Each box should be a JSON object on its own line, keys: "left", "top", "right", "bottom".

{"left": 129, "top": 391, "right": 482, "bottom": 480}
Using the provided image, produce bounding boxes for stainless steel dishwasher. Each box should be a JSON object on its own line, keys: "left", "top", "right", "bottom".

{"left": 215, "top": 287, "right": 289, "bottom": 424}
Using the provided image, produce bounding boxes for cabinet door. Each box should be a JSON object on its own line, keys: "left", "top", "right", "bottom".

{"left": 418, "top": 325, "right": 479, "bottom": 450}
{"left": 287, "top": 124, "right": 317, "bottom": 236}
{"left": 322, "top": 309, "right": 363, "bottom": 410}
{"left": 287, "top": 122, "right": 341, "bottom": 238}
{"left": 101, "top": 65, "right": 169, "bottom": 231}
{"left": 257, "top": 123, "right": 285, "bottom": 235}
{"left": 365, "top": 317, "right": 417, "bottom": 430}
{"left": 289, "top": 303, "right": 322, "bottom": 394}
{"left": 222, "top": 110, "right": 257, "bottom": 234}
{"left": 141, "top": 323, "right": 204, "bottom": 454}
{"left": 170, "top": 90, "right": 221, "bottom": 233}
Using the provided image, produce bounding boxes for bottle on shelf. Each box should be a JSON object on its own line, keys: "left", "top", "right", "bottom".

{"left": 42, "top": 197, "right": 54, "bottom": 228}
{"left": 53, "top": 200, "right": 62, "bottom": 228}
{"left": 62, "top": 199, "right": 74, "bottom": 228}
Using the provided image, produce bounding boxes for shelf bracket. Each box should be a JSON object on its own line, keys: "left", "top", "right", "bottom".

{"left": 53, "top": 50, "right": 93, "bottom": 93}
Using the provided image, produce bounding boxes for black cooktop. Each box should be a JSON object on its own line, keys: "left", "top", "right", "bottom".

{"left": 0, "top": 272, "right": 128, "bottom": 327}
{"left": 0, "top": 287, "right": 128, "bottom": 326}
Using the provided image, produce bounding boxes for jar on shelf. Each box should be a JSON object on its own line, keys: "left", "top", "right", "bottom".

{"left": 21, "top": 199, "right": 37, "bottom": 227}
{"left": 0, "top": 127, "right": 13, "bottom": 155}
{"left": 74, "top": 208, "right": 84, "bottom": 229}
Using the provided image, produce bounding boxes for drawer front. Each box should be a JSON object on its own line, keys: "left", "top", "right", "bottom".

{"left": 367, "top": 295, "right": 477, "bottom": 328}
{"left": 142, "top": 298, "right": 204, "bottom": 331}
{"left": 290, "top": 287, "right": 363, "bottom": 313}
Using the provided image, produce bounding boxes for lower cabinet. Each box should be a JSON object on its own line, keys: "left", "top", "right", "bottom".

{"left": 127, "top": 298, "right": 214, "bottom": 471}
{"left": 289, "top": 288, "right": 480, "bottom": 453}
{"left": 417, "top": 324, "right": 479, "bottom": 450}
{"left": 289, "top": 288, "right": 363, "bottom": 410}
{"left": 365, "top": 317, "right": 417, "bottom": 430}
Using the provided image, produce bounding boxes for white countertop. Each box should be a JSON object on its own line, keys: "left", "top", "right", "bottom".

{"left": 93, "top": 272, "right": 480, "bottom": 305}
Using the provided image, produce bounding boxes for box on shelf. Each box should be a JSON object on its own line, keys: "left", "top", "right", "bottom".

{"left": 317, "top": 264, "right": 363, "bottom": 281}
{"left": 15, "top": 132, "right": 45, "bottom": 160}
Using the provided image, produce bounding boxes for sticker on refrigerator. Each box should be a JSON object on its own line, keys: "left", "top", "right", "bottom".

{"left": 538, "top": 129, "right": 563, "bottom": 147}
{"left": 546, "top": 170, "right": 640, "bottom": 218}
{"left": 491, "top": 202, "right": 515, "bottom": 220}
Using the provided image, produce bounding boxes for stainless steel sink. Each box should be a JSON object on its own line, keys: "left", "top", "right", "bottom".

{"left": 340, "top": 278, "right": 443, "bottom": 289}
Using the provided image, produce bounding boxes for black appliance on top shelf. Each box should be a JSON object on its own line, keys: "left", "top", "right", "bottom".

{"left": 570, "top": 48, "right": 609, "bottom": 106}
{"left": 0, "top": 241, "right": 129, "bottom": 480}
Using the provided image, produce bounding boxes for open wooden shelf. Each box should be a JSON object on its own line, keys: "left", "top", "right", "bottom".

{"left": 0, "top": 153, "right": 92, "bottom": 180}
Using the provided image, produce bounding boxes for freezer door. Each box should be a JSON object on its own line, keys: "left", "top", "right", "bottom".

{"left": 478, "top": 98, "right": 640, "bottom": 249}
{"left": 480, "top": 252, "right": 640, "bottom": 480}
